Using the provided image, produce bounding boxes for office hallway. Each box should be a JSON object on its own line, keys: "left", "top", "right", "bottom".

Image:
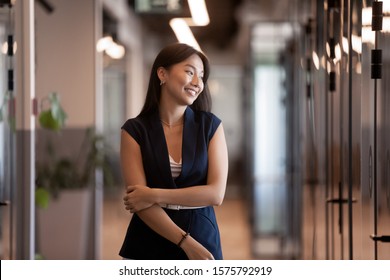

{"left": 102, "top": 187, "right": 253, "bottom": 260}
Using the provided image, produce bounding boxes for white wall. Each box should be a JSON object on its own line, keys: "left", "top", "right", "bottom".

{"left": 209, "top": 65, "right": 243, "bottom": 162}
{"left": 103, "top": 0, "right": 146, "bottom": 118}
{"left": 35, "top": 0, "right": 97, "bottom": 128}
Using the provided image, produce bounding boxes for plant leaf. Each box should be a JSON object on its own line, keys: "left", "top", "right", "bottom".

{"left": 50, "top": 93, "right": 67, "bottom": 127}
{"left": 35, "top": 188, "right": 50, "bottom": 209}
{"left": 39, "top": 110, "right": 61, "bottom": 131}
{"left": 38, "top": 92, "right": 67, "bottom": 131}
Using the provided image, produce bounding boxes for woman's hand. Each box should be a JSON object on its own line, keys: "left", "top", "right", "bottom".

{"left": 123, "top": 185, "right": 155, "bottom": 213}
{"left": 180, "top": 235, "right": 215, "bottom": 260}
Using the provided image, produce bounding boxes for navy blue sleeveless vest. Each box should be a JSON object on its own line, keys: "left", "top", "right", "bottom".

{"left": 119, "top": 107, "right": 223, "bottom": 260}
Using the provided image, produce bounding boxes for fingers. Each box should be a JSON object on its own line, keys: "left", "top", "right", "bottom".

{"left": 126, "top": 185, "right": 136, "bottom": 193}
{"left": 123, "top": 188, "right": 136, "bottom": 212}
{"left": 123, "top": 185, "right": 135, "bottom": 201}
{"left": 126, "top": 184, "right": 149, "bottom": 193}
{"left": 124, "top": 203, "right": 135, "bottom": 213}
{"left": 123, "top": 195, "right": 133, "bottom": 210}
{"left": 123, "top": 197, "right": 138, "bottom": 213}
{"left": 122, "top": 185, "right": 151, "bottom": 213}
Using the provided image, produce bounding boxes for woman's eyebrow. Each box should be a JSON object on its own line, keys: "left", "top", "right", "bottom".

{"left": 184, "top": 64, "right": 204, "bottom": 74}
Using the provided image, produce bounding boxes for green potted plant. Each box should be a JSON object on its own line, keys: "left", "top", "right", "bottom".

{"left": 35, "top": 127, "right": 116, "bottom": 209}
{"left": 35, "top": 92, "right": 115, "bottom": 208}
{"left": 35, "top": 92, "right": 116, "bottom": 259}
{"left": 35, "top": 91, "right": 68, "bottom": 209}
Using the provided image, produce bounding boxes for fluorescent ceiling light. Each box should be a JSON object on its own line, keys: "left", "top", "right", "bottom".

{"left": 96, "top": 36, "right": 113, "bottom": 52}
{"left": 352, "top": 35, "right": 362, "bottom": 54}
{"left": 384, "top": 1, "right": 390, "bottom": 14}
{"left": 96, "top": 35, "right": 125, "bottom": 59}
{"left": 362, "top": 26, "right": 375, "bottom": 44}
{"left": 362, "top": 7, "right": 372, "bottom": 26}
{"left": 341, "top": 35, "right": 362, "bottom": 54}
{"left": 169, "top": 18, "right": 201, "bottom": 51}
{"left": 384, "top": 17, "right": 390, "bottom": 33}
{"left": 105, "top": 42, "right": 125, "bottom": 59}
{"left": 312, "top": 51, "right": 320, "bottom": 70}
{"left": 1, "top": 41, "right": 17, "bottom": 55}
{"left": 187, "top": 0, "right": 210, "bottom": 26}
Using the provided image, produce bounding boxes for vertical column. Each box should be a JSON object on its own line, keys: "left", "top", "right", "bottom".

{"left": 13, "top": 0, "right": 35, "bottom": 259}
{"left": 93, "top": 0, "right": 103, "bottom": 260}
{"left": 370, "top": 0, "right": 383, "bottom": 260}
{"left": 347, "top": 0, "right": 353, "bottom": 260}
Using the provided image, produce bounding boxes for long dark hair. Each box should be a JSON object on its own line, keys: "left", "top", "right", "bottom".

{"left": 139, "top": 43, "right": 212, "bottom": 117}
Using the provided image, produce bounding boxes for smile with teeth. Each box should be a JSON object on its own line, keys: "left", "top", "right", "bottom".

{"left": 185, "top": 88, "right": 198, "bottom": 96}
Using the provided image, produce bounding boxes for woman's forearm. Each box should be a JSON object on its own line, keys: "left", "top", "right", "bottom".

{"left": 135, "top": 204, "right": 214, "bottom": 260}
{"left": 136, "top": 204, "right": 185, "bottom": 244}
{"left": 153, "top": 184, "right": 225, "bottom": 207}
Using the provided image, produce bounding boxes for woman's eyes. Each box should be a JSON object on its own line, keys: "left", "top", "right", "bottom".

{"left": 185, "top": 70, "right": 204, "bottom": 80}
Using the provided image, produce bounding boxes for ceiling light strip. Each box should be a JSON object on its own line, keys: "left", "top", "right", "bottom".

{"left": 187, "top": 0, "right": 210, "bottom": 26}
{"left": 169, "top": 18, "right": 201, "bottom": 51}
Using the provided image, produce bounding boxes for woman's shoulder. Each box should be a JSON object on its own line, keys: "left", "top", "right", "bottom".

{"left": 121, "top": 115, "right": 151, "bottom": 144}
{"left": 192, "top": 110, "right": 222, "bottom": 140}
{"left": 122, "top": 114, "right": 149, "bottom": 129}
{"left": 193, "top": 110, "right": 222, "bottom": 126}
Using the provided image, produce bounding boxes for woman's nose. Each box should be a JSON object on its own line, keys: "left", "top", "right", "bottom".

{"left": 191, "top": 75, "right": 201, "bottom": 87}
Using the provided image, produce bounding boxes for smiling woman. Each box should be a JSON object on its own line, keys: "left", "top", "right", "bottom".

{"left": 118, "top": 43, "right": 228, "bottom": 260}
{"left": 157, "top": 53, "right": 204, "bottom": 109}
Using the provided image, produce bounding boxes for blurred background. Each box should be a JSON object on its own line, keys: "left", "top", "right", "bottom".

{"left": 0, "top": 0, "right": 389, "bottom": 260}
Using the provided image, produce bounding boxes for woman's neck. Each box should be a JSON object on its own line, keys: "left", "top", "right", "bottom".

{"left": 159, "top": 103, "right": 186, "bottom": 126}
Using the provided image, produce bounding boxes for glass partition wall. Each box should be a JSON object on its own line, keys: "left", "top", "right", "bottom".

{"left": 249, "top": 21, "right": 303, "bottom": 259}
{"left": 247, "top": 0, "right": 390, "bottom": 259}
{"left": 360, "top": 0, "right": 390, "bottom": 259}
{"left": 0, "top": 3, "right": 15, "bottom": 260}
{"left": 298, "top": 0, "right": 390, "bottom": 259}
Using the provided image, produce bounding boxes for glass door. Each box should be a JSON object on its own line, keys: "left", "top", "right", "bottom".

{"left": 250, "top": 22, "right": 301, "bottom": 259}
{"left": 360, "top": 0, "right": 390, "bottom": 259}
{"left": 0, "top": 3, "right": 15, "bottom": 260}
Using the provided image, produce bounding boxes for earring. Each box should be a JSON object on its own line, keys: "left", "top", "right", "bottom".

{"left": 160, "top": 80, "right": 165, "bottom": 86}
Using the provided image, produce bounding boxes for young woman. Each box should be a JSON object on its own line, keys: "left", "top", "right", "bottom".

{"left": 119, "top": 43, "right": 228, "bottom": 260}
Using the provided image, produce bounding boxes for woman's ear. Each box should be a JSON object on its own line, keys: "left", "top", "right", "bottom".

{"left": 157, "top": 67, "right": 166, "bottom": 82}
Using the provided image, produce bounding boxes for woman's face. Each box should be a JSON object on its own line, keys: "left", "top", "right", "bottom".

{"left": 161, "top": 54, "right": 205, "bottom": 106}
